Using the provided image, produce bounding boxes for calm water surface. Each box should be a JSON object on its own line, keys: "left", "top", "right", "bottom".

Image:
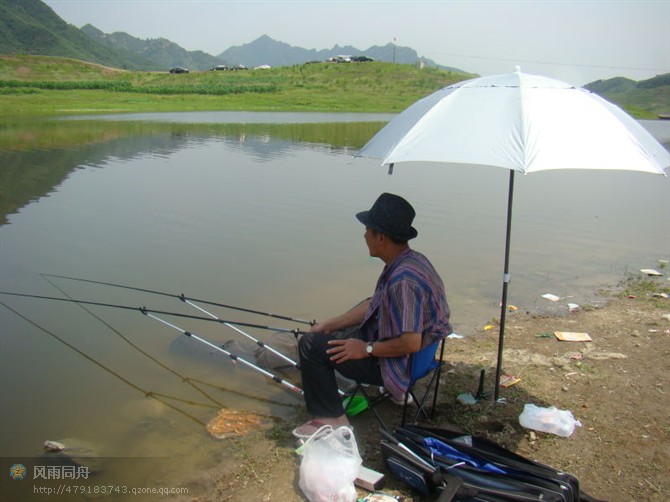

{"left": 1, "top": 113, "right": 668, "bottom": 497}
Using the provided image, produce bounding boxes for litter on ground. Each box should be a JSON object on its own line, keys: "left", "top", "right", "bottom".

{"left": 499, "top": 374, "right": 522, "bottom": 388}
{"left": 554, "top": 331, "right": 592, "bottom": 342}
{"left": 640, "top": 268, "right": 663, "bottom": 276}
{"left": 541, "top": 293, "right": 561, "bottom": 301}
{"left": 457, "top": 392, "right": 478, "bottom": 405}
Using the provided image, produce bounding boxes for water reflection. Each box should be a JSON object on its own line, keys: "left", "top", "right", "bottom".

{"left": 0, "top": 118, "right": 387, "bottom": 224}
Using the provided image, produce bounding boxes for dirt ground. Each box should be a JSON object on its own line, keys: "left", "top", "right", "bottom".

{"left": 175, "top": 274, "right": 669, "bottom": 502}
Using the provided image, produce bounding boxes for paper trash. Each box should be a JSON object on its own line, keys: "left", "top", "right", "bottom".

{"left": 499, "top": 374, "right": 522, "bottom": 388}
{"left": 554, "top": 331, "right": 592, "bottom": 342}
{"left": 541, "top": 293, "right": 561, "bottom": 301}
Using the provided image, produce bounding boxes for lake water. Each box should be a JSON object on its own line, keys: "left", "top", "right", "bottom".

{"left": 1, "top": 112, "right": 668, "bottom": 498}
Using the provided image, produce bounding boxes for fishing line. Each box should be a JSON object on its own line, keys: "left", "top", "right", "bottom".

{"left": 0, "top": 301, "right": 209, "bottom": 427}
{"left": 42, "top": 273, "right": 314, "bottom": 325}
{"left": 42, "top": 276, "right": 285, "bottom": 408}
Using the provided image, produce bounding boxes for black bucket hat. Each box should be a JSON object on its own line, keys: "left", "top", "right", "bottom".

{"left": 356, "top": 193, "right": 418, "bottom": 241}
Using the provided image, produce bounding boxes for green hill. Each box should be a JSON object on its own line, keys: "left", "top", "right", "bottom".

{"left": 80, "top": 24, "right": 223, "bottom": 71}
{"left": 0, "top": 0, "right": 153, "bottom": 69}
{"left": 584, "top": 74, "right": 670, "bottom": 118}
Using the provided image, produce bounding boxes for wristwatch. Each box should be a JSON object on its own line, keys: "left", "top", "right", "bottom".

{"left": 366, "top": 342, "right": 374, "bottom": 356}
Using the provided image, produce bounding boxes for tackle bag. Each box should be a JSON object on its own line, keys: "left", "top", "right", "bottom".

{"left": 381, "top": 424, "right": 602, "bottom": 502}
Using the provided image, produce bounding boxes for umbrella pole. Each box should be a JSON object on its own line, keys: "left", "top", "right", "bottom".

{"left": 494, "top": 170, "right": 515, "bottom": 402}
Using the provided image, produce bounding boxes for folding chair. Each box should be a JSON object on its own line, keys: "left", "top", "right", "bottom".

{"left": 345, "top": 337, "right": 446, "bottom": 430}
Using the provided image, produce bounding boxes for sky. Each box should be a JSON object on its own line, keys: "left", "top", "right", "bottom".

{"left": 42, "top": 0, "right": 670, "bottom": 86}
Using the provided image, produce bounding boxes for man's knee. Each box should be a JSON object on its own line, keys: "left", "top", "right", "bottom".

{"left": 299, "top": 331, "right": 333, "bottom": 360}
{"left": 297, "top": 331, "right": 311, "bottom": 354}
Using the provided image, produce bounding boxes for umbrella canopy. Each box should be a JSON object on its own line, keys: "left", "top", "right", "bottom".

{"left": 359, "top": 68, "right": 668, "bottom": 174}
{"left": 357, "top": 68, "right": 669, "bottom": 400}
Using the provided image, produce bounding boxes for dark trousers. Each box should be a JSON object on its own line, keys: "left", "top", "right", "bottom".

{"left": 298, "top": 327, "right": 384, "bottom": 417}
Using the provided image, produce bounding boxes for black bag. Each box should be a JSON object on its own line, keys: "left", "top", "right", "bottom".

{"left": 381, "top": 425, "right": 602, "bottom": 502}
{"left": 380, "top": 438, "right": 465, "bottom": 501}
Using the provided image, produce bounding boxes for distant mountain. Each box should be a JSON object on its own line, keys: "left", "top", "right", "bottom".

{"left": 0, "top": 0, "right": 153, "bottom": 69}
{"left": 585, "top": 73, "right": 670, "bottom": 117}
{"left": 81, "top": 24, "right": 224, "bottom": 71}
{"left": 218, "top": 35, "right": 466, "bottom": 72}
{"left": 0, "top": 0, "right": 464, "bottom": 72}
{"left": 585, "top": 73, "right": 670, "bottom": 93}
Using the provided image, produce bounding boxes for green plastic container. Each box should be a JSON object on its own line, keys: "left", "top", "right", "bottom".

{"left": 343, "top": 395, "right": 368, "bottom": 417}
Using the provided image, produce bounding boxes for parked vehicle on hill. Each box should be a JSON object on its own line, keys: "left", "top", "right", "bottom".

{"left": 210, "top": 65, "right": 228, "bottom": 71}
{"left": 327, "top": 55, "right": 351, "bottom": 63}
{"left": 169, "top": 67, "right": 189, "bottom": 74}
{"left": 351, "top": 56, "right": 374, "bottom": 62}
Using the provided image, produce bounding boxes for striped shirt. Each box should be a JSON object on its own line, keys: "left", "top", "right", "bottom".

{"left": 361, "top": 248, "right": 452, "bottom": 399}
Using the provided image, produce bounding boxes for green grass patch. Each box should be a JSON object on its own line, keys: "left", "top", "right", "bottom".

{"left": 616, "top": 270, "right": 670, "bottom": 305}
{"left": 0, "top": 55, "right": 473, "bottom": 116}
{"left": 0, "top": 79, "right": 279, "bottom": 95}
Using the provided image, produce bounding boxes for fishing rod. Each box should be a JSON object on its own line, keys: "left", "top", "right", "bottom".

{"left": 141, "top": 310, "right": 304, "bottom": 396}
{"left": 185, "top": 298, "right": 300, "bottom": 370}
{"left": 1, "top": 290, "right": 348, "bottom": 400}
{"left": 189, "top": 296, "right": 349, "bottom": 397}
{"left": 42, "top": 273, "right": 314, "bottom": 326}
{"left": 43, "top": 273, "right": 305, "bottom": 371}
{"left": 146, "top": 310, "right": 351, "bottom": 400}
{"left": 2, "top": 301, "right": 291, "bottom": 428}
{"left": 40, "top": 274, "right": 293, "bottom": 409}
{"left": 0, "top": 291, "right": 308, "bottom": 336}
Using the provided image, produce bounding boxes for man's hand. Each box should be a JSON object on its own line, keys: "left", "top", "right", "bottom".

{"left": 309, "top": 298, "right": 371, "bottom": 335}
{"left": 326, "top": 338, "right": 368, "bottom": 363}
{"left": 309, "top": 321, "right": 333, "bottom": 334}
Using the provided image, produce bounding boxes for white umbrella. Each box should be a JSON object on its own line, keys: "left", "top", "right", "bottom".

{"left": 356, "top": 67, "right": 669, "bottom": 400}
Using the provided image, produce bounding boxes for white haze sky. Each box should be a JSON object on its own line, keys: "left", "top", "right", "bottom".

{"left": 42, "top": 0, "right": 670, "bottom": 86}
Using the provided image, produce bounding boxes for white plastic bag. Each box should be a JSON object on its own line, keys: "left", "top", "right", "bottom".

{"left": 519, "top": 404, "right": 582, "bottom": 437}
{"left": 298, "top": 425, "right": 362, "bottom": 502}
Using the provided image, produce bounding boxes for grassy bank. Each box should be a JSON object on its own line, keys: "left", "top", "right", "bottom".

{"left": 3, "top": 55, "right": 664, "bottom": 119}
{"left": 0, "top": 55, "right": 473, "bottom": 116}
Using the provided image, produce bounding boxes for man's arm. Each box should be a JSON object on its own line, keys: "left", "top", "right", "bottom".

{"left": 367, "top": 332, "right": 421, "bottom": 357}
{"left": 310, "top": 298, "right": 371, "bottom": 334}
{"left": 327, "top": 331, "right": 421, "bottom": 363}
